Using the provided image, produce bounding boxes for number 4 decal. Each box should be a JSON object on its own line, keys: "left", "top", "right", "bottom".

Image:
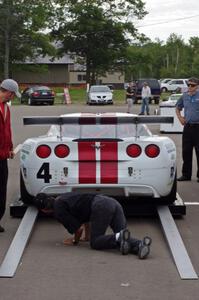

{"left": 37, "top": 163, "right": 52, "bottom": 183}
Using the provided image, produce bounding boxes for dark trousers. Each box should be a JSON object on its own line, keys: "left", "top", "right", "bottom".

{"left": 182, "top": 124, "right": 199, "bottom": 179}
{"left": 0, "top": 159, "right": 8, "bottom": 221}
{"left": 90, "top": 195, "right": 140, "bottom": 250}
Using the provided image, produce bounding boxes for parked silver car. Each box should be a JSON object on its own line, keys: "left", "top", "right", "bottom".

{"left": 87, "top": 85, "right": 113, "bottom": 105}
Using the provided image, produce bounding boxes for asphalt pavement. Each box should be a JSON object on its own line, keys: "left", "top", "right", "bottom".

{"left": 0, "top": 103, "right": 199, "bottom": 300}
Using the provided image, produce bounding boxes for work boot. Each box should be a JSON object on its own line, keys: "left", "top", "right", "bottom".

{"left": 118, "top": 229, "right": 131, "bottom": 255}
{"left": 0, "top": 225, "right": 5, "bottom": 232}
{"left": 138, "top": 236, "right": 152, "bottom": 259}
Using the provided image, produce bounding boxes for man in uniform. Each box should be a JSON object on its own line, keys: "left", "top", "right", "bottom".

{"left": 176, "top": 77, "right": 199, "bottom": 181}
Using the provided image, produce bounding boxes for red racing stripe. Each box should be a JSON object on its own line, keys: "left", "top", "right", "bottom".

{"left": 100, "top": 141, "right": 118, "bottom": 184}
{"left": 79, "top": 113, "right": 96, "bottom": 125}
{"left": 78, "top": 142, "right": 96, "bottom": 183}
{"left": 101, "top": 113, "right": 117, "bottom": 124}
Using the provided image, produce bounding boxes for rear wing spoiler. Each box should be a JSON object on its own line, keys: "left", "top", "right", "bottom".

{"left": 23, "top": 116, "right": 174, "bottom": 125}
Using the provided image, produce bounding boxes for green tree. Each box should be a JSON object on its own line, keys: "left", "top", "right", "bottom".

{"left": 124, "top": 38, "right": 165, "bottom": 80}
{"left": 189, "top": 37, "right": 199, "bottom": 77}
{"left": 0, "top": 0, "right": 55, "bottom": 78}
{"left": 52, "top": 0, "right": 147, "bottom": 84}
{"left": 161, "top": 34, "right": 190, "bottom": 78}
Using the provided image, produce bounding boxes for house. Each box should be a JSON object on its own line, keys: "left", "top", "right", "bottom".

{"left": 13, "top": 55, "right": 124, "bottom": 89}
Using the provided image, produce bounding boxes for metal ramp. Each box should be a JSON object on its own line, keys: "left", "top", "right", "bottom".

{"left": 0, "top": 206, "right": 38, "bottom": 278}
{"left": 1, "top": 196, "right": 198, "bottom": 279}
{"left": 157, "top": 205, "right": 198, "bottom": 280}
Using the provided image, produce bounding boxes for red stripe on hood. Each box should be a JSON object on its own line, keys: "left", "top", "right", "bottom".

{"left": 100, "top": 141, "right": 118, "bottom": 183}
{"left": 78, "top": 142, "right": 96, "bottom": 183}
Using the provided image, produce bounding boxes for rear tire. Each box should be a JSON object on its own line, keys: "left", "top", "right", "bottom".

{"left": 161, "top": 173, "right": 177, "bottom": 204}
{"left": 20, "top": 171, "right": 34, "bottom": 205}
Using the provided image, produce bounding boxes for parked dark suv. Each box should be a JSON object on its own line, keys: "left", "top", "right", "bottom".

{"left": 135, "top": 79, "right": 161, "bottom": 104}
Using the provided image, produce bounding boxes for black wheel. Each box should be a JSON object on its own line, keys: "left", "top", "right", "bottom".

{"left": 161, "top": 87, "right": 167, "bottom": 93}
{"left": 154, "top": 97, "right": 160, "bottom": 104}
{"left": 20, "top": 171, "right": 34, "bottom": 204}
{"left": 161, "top": 173, "right": 177, "bottom": 204}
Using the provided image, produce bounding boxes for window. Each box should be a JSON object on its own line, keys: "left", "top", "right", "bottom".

{"left": 77, "top": 74, "right": 86, "bottom": 81}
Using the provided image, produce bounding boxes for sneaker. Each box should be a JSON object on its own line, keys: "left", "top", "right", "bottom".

{"left": 118, "top": 229, "right": 131, "bottom": 255}
{"left": 0, "top": 225, "right": 5, "bottom": 232}
{"left": 138, "top": 236, "right": 152, "bottom": 259}
{"left": 177, "top": 176, "right": 191, "bottom": 181}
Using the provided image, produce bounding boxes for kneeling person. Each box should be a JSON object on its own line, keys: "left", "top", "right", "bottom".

{"left": 34, "top": 192, "right": 152, "bottom": 259}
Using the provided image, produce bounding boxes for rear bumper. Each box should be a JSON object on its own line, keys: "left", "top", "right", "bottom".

{"left": 34, "top": 183, "right": 168, "bottom": 198}
{"left": 31, "top": 97, "right": 54, "bottom": 102}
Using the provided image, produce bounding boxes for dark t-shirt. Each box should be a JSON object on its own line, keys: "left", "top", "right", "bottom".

{"left": 54, "top": 192, "right": 96, "bottom": 234}
{"left": 126, "top": 86, "right": 136, "bottom": 99}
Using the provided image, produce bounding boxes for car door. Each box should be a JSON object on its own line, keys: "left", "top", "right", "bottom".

{"left": 168, "top": 80, "right": 184, "bottom": 91}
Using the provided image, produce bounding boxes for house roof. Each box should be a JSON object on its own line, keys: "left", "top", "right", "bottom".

{"left": 22, "top": 54, "right": 74, "bottom": 65}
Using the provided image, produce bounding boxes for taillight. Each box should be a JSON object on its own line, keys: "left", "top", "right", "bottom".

{"left": 145, "top": 144, "right": 160, "bottom": 158}
{"left": 32, "top": 91, "right": 40, "bottom": 97}
{"left": 36, "top": 145, "right": 51, "bottom": 158}
{"left": 126, "top": 144, "right": 142, "bottom": 157}
{"left": 54, "top": 144, "right": 70, "bottom": 158}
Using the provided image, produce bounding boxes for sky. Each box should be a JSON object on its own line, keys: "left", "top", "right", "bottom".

{"left": 135, "top": 0, "right": 199, "bottom": 43}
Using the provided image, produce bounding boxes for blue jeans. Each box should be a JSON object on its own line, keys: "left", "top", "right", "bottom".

{"left": 141, "top": 97, "right": 150, "bottom": 114}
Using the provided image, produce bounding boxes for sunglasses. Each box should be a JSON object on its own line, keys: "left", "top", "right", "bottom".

{"left": 188, "top": 83, "right": 198, "bottom": 87}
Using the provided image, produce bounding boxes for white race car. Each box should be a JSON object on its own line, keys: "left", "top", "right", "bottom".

{"left": 20, "top": 113, "right": 176, "bottom": 204}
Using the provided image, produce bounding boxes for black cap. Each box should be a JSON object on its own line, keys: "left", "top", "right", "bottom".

{"left": 188, "top": 77, "right": 199, "bottom": 85}
{"left": 34, "top": 193, "right": 55, "bottom": 210}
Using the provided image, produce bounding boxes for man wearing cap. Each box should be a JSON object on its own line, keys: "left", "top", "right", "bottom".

{"left": 33, "top": 192, "right": 152, "bottom": 259}
{"left": 0, "top": 79, "right": 21, "bottom": 232}
{"left": 176, "top": 77, "right": 199, "bottom": 182}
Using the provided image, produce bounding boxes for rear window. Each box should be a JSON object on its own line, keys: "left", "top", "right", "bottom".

{"left": 33, "top": 86, "right": 50, "bottom": 91}
{"left": 48, "top": 123, "right": 150, "bottom": 139}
